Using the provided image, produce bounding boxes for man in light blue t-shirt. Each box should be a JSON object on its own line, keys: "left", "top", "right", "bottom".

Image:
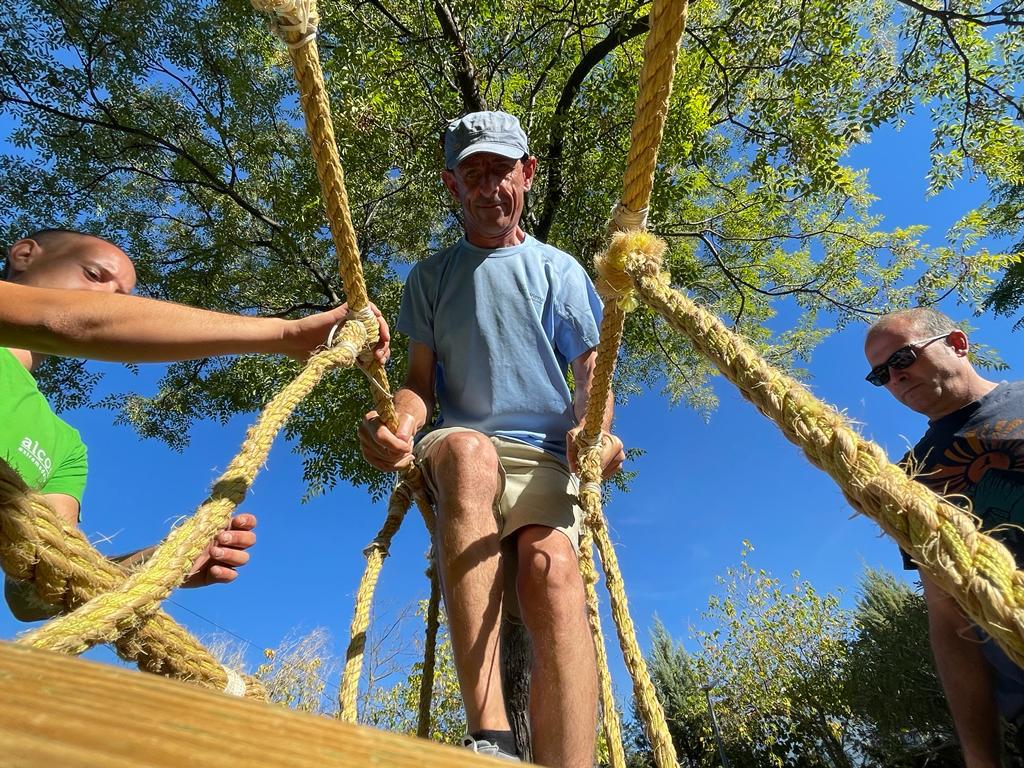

{"left": 359, "top": 112, "right": 624, "bottom": 767}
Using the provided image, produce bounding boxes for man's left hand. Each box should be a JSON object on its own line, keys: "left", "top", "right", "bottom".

{"left": 183, "top": 514, "right": 257, "bottom": 588}
{"left": 567, "top": 427, "right": 625, "bottom": 480}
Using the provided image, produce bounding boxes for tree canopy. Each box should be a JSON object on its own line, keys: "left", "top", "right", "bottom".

{"left": 0, "top": 0, "right": 1020, "bottom": 495}
{"left": 626, "top": 554, "right": 987, "bottom": 767}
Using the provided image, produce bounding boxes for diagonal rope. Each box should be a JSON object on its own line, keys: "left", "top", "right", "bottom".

{"left": 20, "top": 325, "right": 368, "bottom": 654}
{"left": 605, "top": 229, "right": 1024, "bottom": 669}
{"left": 0, "top": 462, "right": 264, "bottom": 697}
{"left": 578, "top": 528, "right": 627, "bottom": 768}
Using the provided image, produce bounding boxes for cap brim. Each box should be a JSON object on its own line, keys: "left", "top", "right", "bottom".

{"left": 453, "top": 142, "right": 525, "bottom": 167}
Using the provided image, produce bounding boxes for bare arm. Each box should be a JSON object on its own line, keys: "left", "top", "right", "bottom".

{"left": 0, "top": 281, "right": 389, "bottom": 364}
{"left": 567, "top": 348, "right": 623, "bottom": 478}
{"left": 4, "top": 493, "right": 256, "bottom": 621}
{"left": 359, "top": 341, "right": 436, "bottom": 471}
{"left": 920, "top": 571, "right": 1002, "bottom": 768}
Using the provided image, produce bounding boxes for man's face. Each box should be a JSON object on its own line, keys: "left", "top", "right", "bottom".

{"left": 8, "top": 235, "right": 136, "bottom": 295}
{"left": 864, "top": 317, "right": 962, "bottom": 418}
{"left": 442, "top": 152, "right": 537, "bottom": 245}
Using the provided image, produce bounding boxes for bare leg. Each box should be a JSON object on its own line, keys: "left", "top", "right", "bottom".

{"left": 432, "top": 431, "right": 510, "bottom": 732}
{"left": 516, "top": 525, "right": 597, "bottom": 768}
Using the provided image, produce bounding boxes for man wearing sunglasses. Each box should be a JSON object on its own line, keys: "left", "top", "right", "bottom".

{"left": 865, "top": 307, "right": 1024, "bottom": 767}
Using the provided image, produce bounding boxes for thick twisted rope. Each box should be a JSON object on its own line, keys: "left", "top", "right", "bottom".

{"left": 603, "top": 231, "right": 1024, "bottom": 667}
{"left": 620, "top": 0, "right": 689, "bottom": 217}
{"left": 20, "top": 324, "right": 368, "bottom": 654}
{"left": 251, "top": 0, "right": 396, "bottom": 431}
{"left": 252, "top": 0, "right": 448, "bottom": 724}
{"left": 338, "top": 475, "right": 414, "bottom": 720}
{"left": 572, "top": 1, "right": 689, "bottom": 766}
{"left": 578, "top": 529, "right": 627, "bottom": 768}
{"left": 0, "top": 462, "right": 263, "bottom": 697}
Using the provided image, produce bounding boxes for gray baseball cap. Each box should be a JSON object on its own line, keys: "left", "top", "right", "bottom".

{"left": 444, "top": 111, "right": 529, "bottom": 169}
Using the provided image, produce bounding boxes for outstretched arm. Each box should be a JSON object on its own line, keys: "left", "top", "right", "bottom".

{"left": 0, "top": 281, "right": 389, "bottom": 364}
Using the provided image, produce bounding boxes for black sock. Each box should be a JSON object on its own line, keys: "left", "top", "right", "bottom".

{"left": 471, "top": 729, "right": 518, "bottom": 756}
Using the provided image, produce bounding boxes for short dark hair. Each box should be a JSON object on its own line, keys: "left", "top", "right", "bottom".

{"left": 3, "top": 228, "right": 114, "bottom": 278}
{"left": 868, "top": 307, "right": 959, "bottom": 339}
{"left": 24, "top": 228, "right": 110, "bottom": 250}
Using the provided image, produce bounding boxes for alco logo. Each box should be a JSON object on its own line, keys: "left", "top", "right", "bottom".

{"left": 18, "top": 437, "right": 53, "bottom": 480}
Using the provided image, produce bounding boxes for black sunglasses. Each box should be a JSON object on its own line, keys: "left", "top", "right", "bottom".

{"left": 865, "top": 333, "right": 950, "bottom": 387}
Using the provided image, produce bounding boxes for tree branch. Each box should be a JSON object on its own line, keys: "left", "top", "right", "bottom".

{"left": 535, "top": 13, "right": 650, "bottom": 240}
{"left": 433, "top": 0, "right": 487, "bottom": 112}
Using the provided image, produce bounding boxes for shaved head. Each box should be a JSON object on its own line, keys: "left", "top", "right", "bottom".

{"left": 5, "top": 228, "right": 136, "bottom": 294}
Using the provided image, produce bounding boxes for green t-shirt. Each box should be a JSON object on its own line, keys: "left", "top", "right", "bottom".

{"left": 0, "top": 348, "right": 88, "bottom": 504}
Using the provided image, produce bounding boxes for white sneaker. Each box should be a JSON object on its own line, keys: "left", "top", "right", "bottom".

{"left": 461, "top": 735, "right": 521, "bottom": 761}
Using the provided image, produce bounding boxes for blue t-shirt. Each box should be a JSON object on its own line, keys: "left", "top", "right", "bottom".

{"left": 396, "top": 234, "right": 603, "bottom": 459}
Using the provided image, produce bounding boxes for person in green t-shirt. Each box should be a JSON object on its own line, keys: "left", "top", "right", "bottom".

{"left": 1, "top": 228, "right": 390, "bottom": 619}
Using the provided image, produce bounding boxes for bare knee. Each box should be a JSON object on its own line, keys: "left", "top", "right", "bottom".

{"left": 516, "top": 527, "right": 584, "bottom": 628}
{"left": 433, "top": 431, "right": 501, "bottom": 523}
{"left": 434, "top": 431, "right": 500, "bottom": 480}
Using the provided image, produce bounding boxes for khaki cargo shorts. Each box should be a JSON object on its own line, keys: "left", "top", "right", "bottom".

{"left": 414, "top": 427, "right": 584, "bottom": 620}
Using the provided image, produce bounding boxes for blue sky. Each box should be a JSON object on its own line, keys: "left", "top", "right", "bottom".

{"left": 1, "top": 110, "right": 1020, "bottom": 717}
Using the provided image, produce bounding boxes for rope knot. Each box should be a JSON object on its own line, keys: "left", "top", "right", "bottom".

{"left": 594, "top": 230, "right": 668, "bottom": 312}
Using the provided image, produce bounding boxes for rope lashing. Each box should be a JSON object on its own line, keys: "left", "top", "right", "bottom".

{"left": 0, "top": 462, "right": 264, "bottom": 698}
{"left": 602, "top": 230, "right": 1024, "bottom": 669}
{"left": 610, "top": 202, "right": 650, "bottom": 233}
{"left": 20, "top": 323, "right": 369, "bottom": 656}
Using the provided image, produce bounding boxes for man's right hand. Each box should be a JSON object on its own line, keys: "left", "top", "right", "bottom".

{"left": 358, "top": 411, "right": 417, "bottom": 471}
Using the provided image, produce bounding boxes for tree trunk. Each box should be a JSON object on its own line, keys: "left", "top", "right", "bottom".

{"left": 501, "top": 617, "right": 532, "bottom": 762}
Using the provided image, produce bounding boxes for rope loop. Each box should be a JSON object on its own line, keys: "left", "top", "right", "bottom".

{"left": 594, "top": 230, "right": 668, "bottom": 313}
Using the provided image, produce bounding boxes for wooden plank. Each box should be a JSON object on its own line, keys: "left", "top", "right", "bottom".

{"left": 0, "top": 642, "right": 502, "bottom": 767}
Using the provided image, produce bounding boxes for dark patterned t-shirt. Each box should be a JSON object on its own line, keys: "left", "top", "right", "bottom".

{"left": 901, "top": 380, "right": 1024, "bottom": 720}
{"left": 904, "top": 380, "right": 1024, "bottom": 561}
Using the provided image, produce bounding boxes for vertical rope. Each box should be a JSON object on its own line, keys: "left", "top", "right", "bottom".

{"left": 579, "top": 529, "right": 627, "bottom": 768}
{"left": 573, "top": 1, "right": 689, "bottom": 766}
{"left": 620, "top": 0, "right": 689, "bottom": 216}
{"left": 250, "top": 0, "right": 396, "bottom": 429}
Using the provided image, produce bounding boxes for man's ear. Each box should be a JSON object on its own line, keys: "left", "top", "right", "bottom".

{"left": 948, "top": 329, "right": 970, "bottom": 356}
{"left": 521, "top": 156, "right": 538, "bottom": 192}
{"left": 441, "top": 169, "right": 460, "bottom": 202}
{"left": 5, "top": 239, "right": 40, "bottom": 278}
